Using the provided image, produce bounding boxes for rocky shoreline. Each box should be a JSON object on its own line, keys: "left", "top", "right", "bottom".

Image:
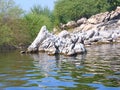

{"left": 26, "top": 26, "right": 87, "bottom": 56}
{"left": 26, "top": 6, "right": 120, "bottom": 56}
{"left": 60, "top": 6, "right": 120, "bottom": 45}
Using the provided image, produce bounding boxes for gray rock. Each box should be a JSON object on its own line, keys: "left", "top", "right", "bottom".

{"left": 89, "top": 36, "right": 102, "bottom": 42}
{"left": 27, "top": 26, "right": 50, "bottom": 52}
{"left": 58, "top": 30, "right": 69, "bottom": 38}
{"left": 87, "top": 12, "right": 109, "bottom": 24}
{"left": 110, "top": 7, "right": 120, "bottom": 20}
{"left": 99, "top": 31, "right": 112, "bottom": 38}
{"left": 27, "top": 25, "right": 87, "bottom": 56}
{"left": 26, "top": 7, "right": 120, "bottom": 56}
{"left": 66, "top": 49, "right": 75, "bottom": 56}
{"left": 74, "top": 43, "right": 86, "bottom": 53}
{"left": 85, "top": 30, "right": 95, "bottom": 40}
{"left": 111, "top": 32, "right": 118, "bottom": 42}
{"left": 77, "top": 17, "right": 87, "bottom": 25}
{"left": 66, "top": 21, "right": 77, "bottom": 28}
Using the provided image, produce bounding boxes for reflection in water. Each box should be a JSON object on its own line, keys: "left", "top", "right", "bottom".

{"left": 86, "top": 44, "right": 120, "bottom": 73}
{"left": 30, "top": 44, "right": 120, "bottom": 89}
{"left": 30, "top": 52, "right": 87, "bottom": 77}
{"left": 31, "top": 53, "right": 56, "bottom": 77}
{"left": 0, "top": 44, "right": 120, "bottom": 90}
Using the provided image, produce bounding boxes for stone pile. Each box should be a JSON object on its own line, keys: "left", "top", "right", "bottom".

{"left": 27, "top": 26, "right": 86, "bottom": 56}
{"left": 61, "top": 6, "right": 120, "bottom": 45}
{"left": 26, "top": 6, "right": 120, "bottom": 56}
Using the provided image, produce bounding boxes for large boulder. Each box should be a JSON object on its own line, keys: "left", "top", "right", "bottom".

{"left": 66, "top": 21, "right": 77, "bottom": 28}
{"left": 84, "top": 30, "right": 95, "bottom": 40}
{"left": 58, "top": 30, "right": 69, "bottom": 38}
{"left": 99, "top": 31, "right": 112, "bottom": 38}
{"left": 109, "top": 6, "right": 120, "bottom": 20}
{"left": 87, "top": 12, "right": 109, "bottom": 24}
{"left": 26, "top": 25, "right": 87, "bottom": 56}
{"left": 87, "top": 6, "right": 120, "bottom": 25}
{"left": 77, "top": 17, "right": 87, "bottom": 25}
{"left": 27, "top": 26, "right": 51, "bottom": 53}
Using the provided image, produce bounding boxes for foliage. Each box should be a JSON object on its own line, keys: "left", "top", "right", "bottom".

{"left": 31, "top": 5, "right": 52, "bottom": 17}
{"left": 24, "top": 13, "right": 53, "bottom": 40}
{"left": 0, "top": 0, "right": 29, "bottom": 46}
{"left": 0, "top": 24, "right": 13, "bottom": 45}
{"left": 54, "top": 0, "right": 120, "bottom": 24}
{"left": 0, "top": 0, "right": 23, "bottom": 19}
{"left": 24, "top": 5, "right": 54, "bottom": 40}
{"left": 0, "top": 0, "right": 120, "bottom": 47}
{"left": 107, "top": 0, "right": 120, "bottom": 10}
{"left": 0, "top": 1, "right": 54, "bottom": 46}
{"left": 0, "top": 18, "right": 30, "bottom": 46}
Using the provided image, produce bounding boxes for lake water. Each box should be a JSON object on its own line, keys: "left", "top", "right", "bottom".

{"left": 0, "top": 44, "right": 120, "bottom": 90}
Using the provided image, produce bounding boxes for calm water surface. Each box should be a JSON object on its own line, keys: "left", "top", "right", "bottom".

{"left": 0, "top": 44, "right": 120, "bottom": 90}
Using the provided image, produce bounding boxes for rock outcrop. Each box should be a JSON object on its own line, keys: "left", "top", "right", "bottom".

{"left": 26, "top": 6, "right": 120, "bottom": 56}
{"left": 27, "top": 26, "right": 86, "bottom": 56}
{"left": 60, "top": 6, "right": 120, "bottom": 31}
{"left": 60, "top": 6, "right": 120, "bottom": 45}
{"left": 27, "top": 26, "right": 52, "bottom": 53}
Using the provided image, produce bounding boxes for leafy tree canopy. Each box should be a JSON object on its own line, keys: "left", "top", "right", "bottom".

{"left": 0, "top": 0, "right": 29, "bottom": 45}
{"left": 0, "top": 0, "right": 24, "bottom": 20}
{"left": 54, "top": 0, "right": 120, "bottom": 24}
{"left": 24, "top": 5, "right": 54, "bottom": 40}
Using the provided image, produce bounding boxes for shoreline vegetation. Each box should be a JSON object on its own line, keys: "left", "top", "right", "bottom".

{"left": 0, "top": 0, "right": 120, "bottom": 53}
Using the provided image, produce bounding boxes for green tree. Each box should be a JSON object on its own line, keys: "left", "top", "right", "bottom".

{"left": 0, "top": 24, "right": 13, "bottom": 45}
{"left": 31, "top": 5, "right": 52, "bottom": 17}
{"left": 0, "top": 0, "right": 23, "bottom": 20}
{"left": 54, "top": 0, "right": 119, "bottom": 24}
{"left": 24, "top": 5, "right": 54, "bottom": 40}
{"left": 94, "top": 0, "right": 110, "bottom": 12}
{"left": 0, "top": 0, "right": 29, "bottom": 46}
{"left": 107, "top": 0, "right": 120, "bottom": 10}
